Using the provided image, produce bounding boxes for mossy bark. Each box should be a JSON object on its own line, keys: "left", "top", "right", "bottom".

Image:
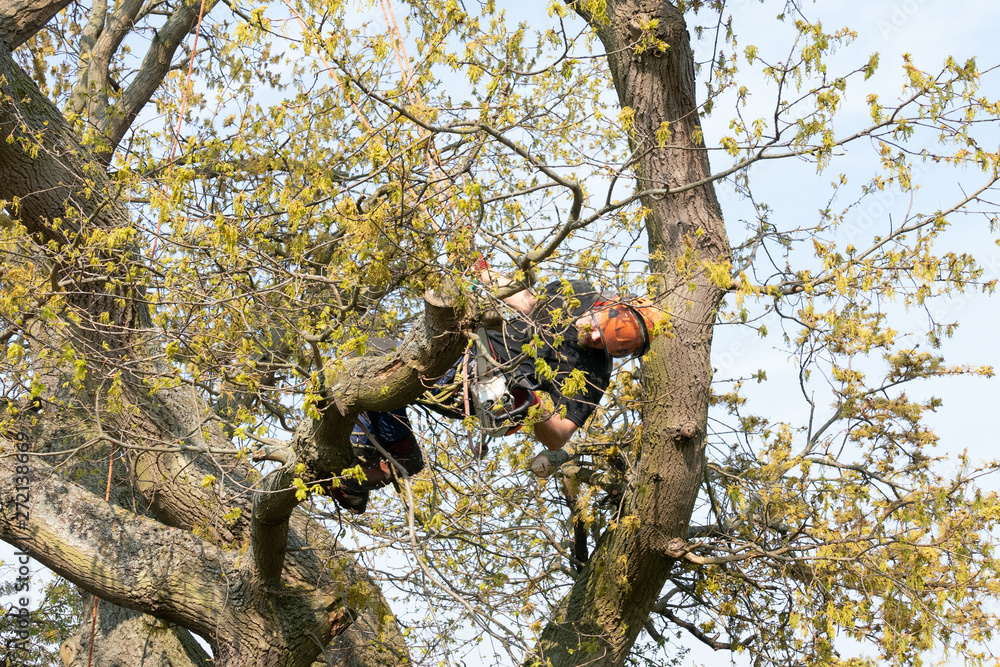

{"left": 0, "top": 21, "right": 418, "bottom": 667}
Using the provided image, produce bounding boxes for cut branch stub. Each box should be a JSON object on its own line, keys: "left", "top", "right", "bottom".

{"left": 680, "top": 422, "right": 700, "bottom": 439}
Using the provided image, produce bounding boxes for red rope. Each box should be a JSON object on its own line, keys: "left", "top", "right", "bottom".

{"left": 149, "top": 0, "right": 209, "bottom": 260}
{"left": 86, "top": 443, "right": 116, "bottom": 666}
{"left": 101, "top": 2, "right": 208, "bottom": 658}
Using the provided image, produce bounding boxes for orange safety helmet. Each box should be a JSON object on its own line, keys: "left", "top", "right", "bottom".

{"left": 587, "top": 296, "right": 662, "bottom": 358}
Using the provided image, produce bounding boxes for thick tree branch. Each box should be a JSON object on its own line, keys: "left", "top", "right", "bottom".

{"left": 80, "top": 0, "right": 145, "bottom": 134}
{"left": 299, "top": 283, "right": 471, "bottom": 482}
{"left": 59, "top": 601, "right": 212, "bottom": 667}
{"left": 0, "top": 0, "right": 72, "bottom": 50}
{"left": 249, "top": 443, "right": 302, "bottom": 586}
{"left": 104, "top": 0, "right": 222, "bottom": 156}
{"left": 0, "top": 41, "right": 114, "bottom": 243}
{"left": 67, "top": 0, "right": 109, "bottom": 117}
{"left": 534, "top": 3, "right": 731, "bottom": 664}
{"left": 0, "top": 447, "right": 232, "bottom": 640}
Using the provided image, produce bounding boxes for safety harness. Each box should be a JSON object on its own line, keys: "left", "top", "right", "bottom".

{"left": 467, "top": 327, "right": 539, "bottom": 439}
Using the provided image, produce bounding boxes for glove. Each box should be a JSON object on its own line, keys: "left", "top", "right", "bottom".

{"left": 469, "top": 252, "right": 489, "bottom": 275}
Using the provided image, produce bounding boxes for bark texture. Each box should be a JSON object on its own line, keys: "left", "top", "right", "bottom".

{"left": 0, "top": 0, "right": 71, "bottom": 49}
{"left": 0, "top": 7, "right": 435, "bottom": 665}
{"left": 533, "top": 3, "right": 730, "bottom": 665}
{"left": 1, "top": 404, "right": 411, "bottom": 666}
{"left": 59, "top": 599, "right": 212, "bottom": 667}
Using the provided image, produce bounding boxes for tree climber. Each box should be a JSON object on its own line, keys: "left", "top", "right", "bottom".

{"left": 320, "top": 336, "right": 424, "bottom": 515}
{"left": 325, "top": 407, "right": 423, "bottom": 514}
{"left": 326, "top": 269, "right": 662, "bottom": 515}
{"left": 475, "top": 262, "right": 662, "bottom": 452}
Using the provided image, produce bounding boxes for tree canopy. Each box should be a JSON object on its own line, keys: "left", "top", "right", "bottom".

{"left": 1, "top": 0, "right": 1000, "bottom": 665}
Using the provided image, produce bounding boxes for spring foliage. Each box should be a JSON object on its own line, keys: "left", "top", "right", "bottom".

{"left": 1, "top": 0, "right": 1000, "bottom": 665}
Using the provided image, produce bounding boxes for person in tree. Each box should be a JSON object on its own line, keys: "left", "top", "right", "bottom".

{"left": 325, "top": 407, "right": 423, "bottom": 514}
{"left": 321, "top": 337, "right": 424, "bottom": 515}
{"left": 476, "top": 263, "right": 662, "bottom": 452}
{"left": 325, "top": 270, "right": 661, "bottom": 514}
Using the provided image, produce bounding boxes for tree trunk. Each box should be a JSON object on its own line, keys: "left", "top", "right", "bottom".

{"left": 533, "top": 2, "right": 730, "bottom": 665}
{"left": 59, "top": 597, "right": 212, "bottom": 667}
{"left": 0, "top": 28, "right": 422, "bottom": 667}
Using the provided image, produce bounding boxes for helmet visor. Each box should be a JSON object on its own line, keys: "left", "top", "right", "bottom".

{"left": 590, "top": 304, "right": 650, "bottom": 358}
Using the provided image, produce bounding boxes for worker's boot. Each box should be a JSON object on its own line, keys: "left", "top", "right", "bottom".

{"left": 328, "top": 485, "right": 369, "bottom": 514}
